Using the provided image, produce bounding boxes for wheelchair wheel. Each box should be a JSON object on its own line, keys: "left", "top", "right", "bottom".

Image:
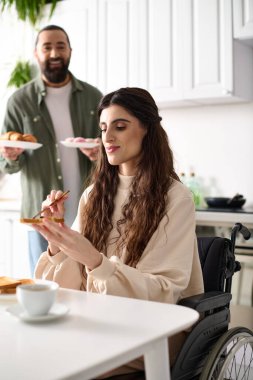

{"left": 199, "top": 326, "right": 253, "bottom": 380}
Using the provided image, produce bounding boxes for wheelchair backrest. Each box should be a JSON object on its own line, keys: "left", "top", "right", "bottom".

{"left": 197, "top": 236, "right": 233, "bottom": 293}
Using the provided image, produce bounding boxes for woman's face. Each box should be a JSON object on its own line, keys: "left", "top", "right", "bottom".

{"left": 99, "top": 104, "right": 147, "bottom": 176}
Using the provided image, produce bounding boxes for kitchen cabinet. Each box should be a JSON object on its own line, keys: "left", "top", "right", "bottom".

{"left": 40, "top": 0, "right": 99, "bottom": 87}
{"left": 0, "top": 206, "right": 30, "bottom": 278}
{"left": 41, "top": 0, "right": 148, "bottom": 94}
{"left": 148, "top": 0, "right": 253, "bottom": 107}
{"left": 97, "top": 0, "right": 148, "bottom": 94}
{"left": 2, "top": 0, "right": 253, "bottom": 109}
{"left": 233, "top": 0, "right": 253, "bottom": 42}
{"left": 148, "top": 0, "right": 185, "bottom": 105}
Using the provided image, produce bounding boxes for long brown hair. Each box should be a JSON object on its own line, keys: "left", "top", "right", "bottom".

{"left": 80, "top": 87, "right": 179, "bottom": 266}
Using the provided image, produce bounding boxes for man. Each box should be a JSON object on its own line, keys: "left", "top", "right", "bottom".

{"left": 0, "top": 25, "right": 103, "bottom": 274}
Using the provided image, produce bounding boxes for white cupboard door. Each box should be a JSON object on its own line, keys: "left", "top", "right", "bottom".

{"left": 0, "top": 212, "right": 30, "bottom": 278}
{"left": 98, "top": 0, "right": 147, "bottom": 94}
{"left": 0, "top": 217, "right": 12, "bottom": 275}
{"left": 11, "top": 220, "right": 30, "bottom": 278}
{"left": 233, "top": 0, "right": 253, "bottom": 41}
{"left": 183, "top": 0, "right": 233, "bottom": 101}
{"left": 39, "top": 0, "right": 99, "bottom": 87}
{"left": 148, "top": 0, "right": 185, "bottom": 106}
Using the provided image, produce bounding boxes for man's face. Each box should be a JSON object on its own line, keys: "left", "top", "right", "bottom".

{"left": 34, "top": 30, "right": 72, "bottom": 85}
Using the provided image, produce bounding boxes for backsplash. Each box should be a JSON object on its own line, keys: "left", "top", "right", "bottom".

{"left": 160, "top": 101, "right": 253, "bottom": 207}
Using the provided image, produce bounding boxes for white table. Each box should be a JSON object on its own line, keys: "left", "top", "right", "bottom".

{"left": 0, "top": 289, "right": 199, "bottom": 380}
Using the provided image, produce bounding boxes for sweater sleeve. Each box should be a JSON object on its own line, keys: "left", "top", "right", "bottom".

{"left": 34, "top": 250, "right": 86, "bottom": 290}
{"left": 0, "top": 96, "right": 26, "bottom": 173}
{"left": 87, "top": 194, "right": 203, "bottom": 303}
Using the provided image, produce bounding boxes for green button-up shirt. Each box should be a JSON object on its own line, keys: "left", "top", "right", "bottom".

{"left": 0, "top": 74, "right": 103, "bottom": 218}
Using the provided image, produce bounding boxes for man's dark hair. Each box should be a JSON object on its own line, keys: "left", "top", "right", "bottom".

{"left": 35, "top": 25, "right": 71, "bottom": 47}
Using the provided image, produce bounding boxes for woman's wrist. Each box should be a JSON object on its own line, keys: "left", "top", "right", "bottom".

{"left": 86, "top": 251, "right": 103, "bottom": 271}
{"left": 48, "top": 244, "right": 60, "bottom": 256}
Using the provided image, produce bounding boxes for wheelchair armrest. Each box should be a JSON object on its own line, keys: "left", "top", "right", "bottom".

{"left": 178, "top": 291, "right": 232, "bottom": 313}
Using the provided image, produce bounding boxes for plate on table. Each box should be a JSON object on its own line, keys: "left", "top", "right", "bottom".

{"left": 60, "top": 140, "right": 100, "bottom": 149}
{"left": 0, "top": 141, "right": 42, "bottom": 150}
{"left": 6, "top": 303, "right": 69, "bottom": 322}
{"left": 0, "top": 293, "right": 17, "bottom": 302}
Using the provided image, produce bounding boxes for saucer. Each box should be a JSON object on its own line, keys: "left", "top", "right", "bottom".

{"left": 6, "top": 303, "right": 69, "bottom": 322}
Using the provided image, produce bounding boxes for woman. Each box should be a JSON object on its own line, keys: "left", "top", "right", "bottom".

{"left": 33, "top": 87, "right": 204, "bottom": 377}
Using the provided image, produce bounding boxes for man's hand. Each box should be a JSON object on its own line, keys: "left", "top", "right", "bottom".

{"left": 77, "top": 137, "right": 101, "bottom": 161}
{"left": 64, "top": 137, "right": 101, "bottom": 161}
{"left": 80, "top": 146, "right": 100, "bottom": 161}
{"left": 0, "top": 147, "right": 24, "bottom": 161}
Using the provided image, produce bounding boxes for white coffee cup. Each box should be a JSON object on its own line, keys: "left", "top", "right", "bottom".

{"left": 16, "top": 281, "right": 59, "bottom": 316}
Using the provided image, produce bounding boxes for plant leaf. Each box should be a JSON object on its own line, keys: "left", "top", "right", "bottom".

{"left": 7, "top": 60, "right": 32, "bottom": 88}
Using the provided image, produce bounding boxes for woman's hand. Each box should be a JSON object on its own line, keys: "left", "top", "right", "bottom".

{"left": 41, "top": 189, "right": 68, "bottom": 219}
{"left": 32, "top": 219, "right": 102, "bottom": 270}
{"left": 36, "top": 190, "right": 69, "bottom": 254}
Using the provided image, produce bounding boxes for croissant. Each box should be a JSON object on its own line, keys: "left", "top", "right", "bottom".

{"left": 9, "top": 132, "right": 24, "bottom": 141}
{"left": 22, "top": 134, "right": 38, "bottom": 143}
{"left": 0, "top": 132, "right": 37, "bottom": 142}
{"left": 0, "top": 131, "right": 19, "bottom": 140}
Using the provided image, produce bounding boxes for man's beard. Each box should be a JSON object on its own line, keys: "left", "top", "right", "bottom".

{"left": 42, "top": 58, "right": 70, "bottom": 84}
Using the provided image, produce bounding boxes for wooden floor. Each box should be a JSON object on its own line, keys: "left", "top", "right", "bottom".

{"left": 230, "top": 304, "right": 253, "bottom": 330}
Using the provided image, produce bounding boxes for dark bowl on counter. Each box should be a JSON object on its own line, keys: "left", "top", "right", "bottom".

{"left": 204, "top": 197, "right": 246, "bottom": 209}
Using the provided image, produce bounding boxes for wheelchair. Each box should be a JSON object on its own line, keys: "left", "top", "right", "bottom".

{"left": 172, "top": 222, "right": 253, "bottom": 380}
{"left": 106, "top": 222, "right": 253, "bottom": 380}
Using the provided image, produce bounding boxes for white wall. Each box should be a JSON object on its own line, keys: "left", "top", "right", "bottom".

{"left": 160, "top": 102, "right": 253, "bottom": 207}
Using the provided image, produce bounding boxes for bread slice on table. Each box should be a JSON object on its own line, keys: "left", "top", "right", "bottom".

{"left": 0, "top": 276, "right": 34, "bottom": 294}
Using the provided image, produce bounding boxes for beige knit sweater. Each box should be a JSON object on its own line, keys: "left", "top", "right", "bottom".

{"left": 35, "top": 175, "right": 204, "bottom": 375}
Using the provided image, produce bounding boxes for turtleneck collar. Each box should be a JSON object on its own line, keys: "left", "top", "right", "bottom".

{"left": 118, "top": 173, "right": 134, "bottom": 190}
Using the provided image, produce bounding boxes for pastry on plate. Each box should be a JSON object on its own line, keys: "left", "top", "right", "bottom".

{"left": 22, "top": 134, "right": 38, "bottom": 143}
{"left": 0, "top": 131, "right": 37, "bottom": 142}
{"left": 20, "top": 217, "right": 64, "bottom": 224}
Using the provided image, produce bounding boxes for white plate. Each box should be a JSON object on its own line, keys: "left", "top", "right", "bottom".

{"left": 0, "top": 140, "right": 42, "bottom": 150}
{"left": 0, "top": 293, "right": 17, "bottom": 302}
{"left": 6, "top": 303, "right": 69, "bottom": 322}
{"left": 60, "top": 140, "right": 100, "bottom": 149}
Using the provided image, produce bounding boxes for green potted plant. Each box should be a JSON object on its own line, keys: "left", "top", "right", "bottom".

{"left": 0, "top": 0, "right": 59, "bottom": 25}
{"left": 7, "top": 60, "right": 33, "bottom": 88}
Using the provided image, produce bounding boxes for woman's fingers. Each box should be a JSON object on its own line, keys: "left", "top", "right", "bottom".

{"left": 41, "top": 190, "right": 68, "bottom": 218}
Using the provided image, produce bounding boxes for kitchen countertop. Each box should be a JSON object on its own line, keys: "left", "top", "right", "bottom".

{"left": 196, "top": 207, "right": 253, "bottom": 214}
{"left": 196, "top": 207, "right": 253, "bottom": 228}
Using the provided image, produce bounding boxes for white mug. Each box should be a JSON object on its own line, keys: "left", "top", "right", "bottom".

{"left": 16, "top": 281, "right": 59, "bottom": 316}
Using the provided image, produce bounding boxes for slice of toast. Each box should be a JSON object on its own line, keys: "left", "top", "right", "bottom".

{"left": 0, "top": 276, "right": 21, "bottom": 289}
{"left": 0, "top": 277, "right": 34, "bottom": 294}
